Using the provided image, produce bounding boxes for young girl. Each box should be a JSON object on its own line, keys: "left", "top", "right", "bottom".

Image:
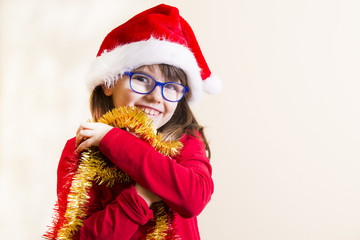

{"left": 45, "top": 4, "right": 221, "bottom": 240}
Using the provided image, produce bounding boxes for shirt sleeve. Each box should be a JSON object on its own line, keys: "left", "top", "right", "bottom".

{"left": 98, "top": 128, "right": 214, "bottom": 218}
{"left": 56, "top": 138, "right": 79, "bottom": 212}
{"left": 79, "top": 185, "right": 153, "bottom": 240}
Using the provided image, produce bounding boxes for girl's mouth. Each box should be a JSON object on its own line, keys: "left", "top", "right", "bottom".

{"left": 137, "top": 106, "right": 161, "bottom": 117}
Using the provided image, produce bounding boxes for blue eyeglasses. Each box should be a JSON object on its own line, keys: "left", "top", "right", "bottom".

{"left": 124, "top": 72, "right": 189, "bottom": 102}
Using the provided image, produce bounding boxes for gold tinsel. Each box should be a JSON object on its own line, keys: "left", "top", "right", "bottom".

{"left": 57, "top": 106, "right": 182, "bottom": 239}
{"left": 147, "top": 203, "right": 169, "bottom": 239}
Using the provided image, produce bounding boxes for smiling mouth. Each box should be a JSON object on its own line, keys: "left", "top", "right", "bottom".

{"left": 137, "top": 106, "right": 161, "bottom": 116}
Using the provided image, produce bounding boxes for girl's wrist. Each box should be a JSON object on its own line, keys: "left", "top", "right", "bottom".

{"left": 134, "top": 183, "right": 161, "bottom": 207}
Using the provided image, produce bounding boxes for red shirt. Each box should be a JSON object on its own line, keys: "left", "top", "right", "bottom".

{"left": 57, "top": 128, "right": 213, "bottom": 239}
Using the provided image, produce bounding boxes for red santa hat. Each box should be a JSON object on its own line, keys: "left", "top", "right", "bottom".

{"left": 86, "top": 4, "right": 221, "bottom": 103}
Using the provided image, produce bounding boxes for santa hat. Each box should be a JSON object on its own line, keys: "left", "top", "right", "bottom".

{"left": 86, "top": 4, "right": 221, "bottom": 103}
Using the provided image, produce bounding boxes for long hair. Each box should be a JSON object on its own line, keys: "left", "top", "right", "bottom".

{"left": 90, "top": 64, "right": 211, "bottom": 158}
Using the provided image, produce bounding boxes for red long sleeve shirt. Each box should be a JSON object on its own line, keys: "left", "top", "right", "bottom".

{"left": 57, "top": 128, "right": 214, "bottom": 239}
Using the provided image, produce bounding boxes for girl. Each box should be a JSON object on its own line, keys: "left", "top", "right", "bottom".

{"left": 45, "top": 4, "right": 221, "bottom": 240}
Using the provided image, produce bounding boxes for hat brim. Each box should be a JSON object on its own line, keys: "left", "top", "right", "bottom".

{"left": 87, "top": 37, "right": 203, "bottom": 103}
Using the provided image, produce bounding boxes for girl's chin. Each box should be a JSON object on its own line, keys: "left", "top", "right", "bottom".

{"left": 146, "top": 114, "right": 171, "bottom": 130}
{"left": 151, "top": 119, "right": 165, "bottom": 129}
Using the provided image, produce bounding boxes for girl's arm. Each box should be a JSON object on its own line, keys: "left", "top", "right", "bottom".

{"left": 57, "top": 138, "right": 153, "bottom": 240}
{"left": 98, "top": 128, "right": 214, "bottom": 218}
{"left": 79, "top": 185, "right": 153, "bottom": 240}
{"left": 75, "top": 122, "right": 164, "bottom": 207}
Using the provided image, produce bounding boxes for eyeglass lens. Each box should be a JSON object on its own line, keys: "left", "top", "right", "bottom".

{"left": 130, "top": 73, "right": 186, "bottom": 102}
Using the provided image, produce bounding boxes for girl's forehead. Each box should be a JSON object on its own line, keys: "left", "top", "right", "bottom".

{"left": 133, "top": 65, "right": 165, "bottom": 79}
{"left": 134, "top": 65, "right": 158, "bottom": 72}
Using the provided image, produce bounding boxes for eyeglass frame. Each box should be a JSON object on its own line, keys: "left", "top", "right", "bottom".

{"left": 123, "top": 71, "right": 189, "bottom": 102}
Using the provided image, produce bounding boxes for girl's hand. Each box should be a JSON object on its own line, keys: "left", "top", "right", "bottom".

{"left": 75, "top": 122, "right": 113, "bottom": 153}
{"left": 135, "top": 183, "right": 161, "bottom": 207}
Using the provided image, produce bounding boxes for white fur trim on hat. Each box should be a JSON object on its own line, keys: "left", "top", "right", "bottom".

{"left": 86, "top": 37, "right": 203, "bottom": 103}
{"left": 202, "top": 73, "right": 222, "bottom": 95}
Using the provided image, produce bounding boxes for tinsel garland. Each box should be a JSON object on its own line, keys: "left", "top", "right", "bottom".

{"left": 44, "top": 106, "right": 183, "bottom": 240}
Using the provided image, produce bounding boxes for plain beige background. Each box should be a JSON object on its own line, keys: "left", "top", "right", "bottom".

{"left": 1, "top": 0, "right": 360, "bottom": 239}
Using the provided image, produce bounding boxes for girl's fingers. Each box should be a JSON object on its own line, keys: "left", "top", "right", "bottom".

{"left": 76, "top": 141, "right": 86, "bottom": 153}
{"left": 76, "top": 122, "right": 95, "bottom": 135}
{"left": 78, "top": 129, "right": 93, "bottom": 138}
{"left": 76, "top": 129, "right": 94, "bottom": 147}
{"left": 75, "top": 123, "right": 96, "bottom": 146}
{"left": 76, "top": 138, "right": 92, "bottom": 153}
{"left": 75, "top": 122, "right": 112, "bottom": 151}
{"left": 76, "top": 135, "right": 88, "bottom": 147}
{"left": 76, "top": 125, "right": 81, "bottom": 135}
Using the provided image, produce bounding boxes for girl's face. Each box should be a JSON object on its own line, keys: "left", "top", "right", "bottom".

{"left": 104, "top": 65, "right": 179, "bottom": 129}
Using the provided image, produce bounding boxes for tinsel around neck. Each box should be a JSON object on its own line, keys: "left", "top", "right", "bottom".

{"left": 97, "top": 106, "right": 183, "bottom": 157}
{"left": 44, "top": 106, "right": 182, "bottom": 240}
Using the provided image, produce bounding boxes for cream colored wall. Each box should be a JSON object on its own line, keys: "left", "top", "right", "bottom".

{"left": 1, "top": 0, "right": 360, "bottom": 239}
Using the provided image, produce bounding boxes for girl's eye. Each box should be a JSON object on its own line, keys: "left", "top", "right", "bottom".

{"left": 164, "top": 83, "right": 182, "bottom": 92}
{"left": 133, "top": 75, "right": 151, "bottom": 84}
{"left": 165, "top": 84, "right": 176, "bottom": 90}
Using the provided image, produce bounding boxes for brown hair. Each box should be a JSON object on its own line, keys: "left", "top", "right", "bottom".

{"left": 90, "top": 64, "right": 211, "bottom": 158}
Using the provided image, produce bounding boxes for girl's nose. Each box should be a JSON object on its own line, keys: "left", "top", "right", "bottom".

{"left": 146, "top": 85, "right": 162, "bottom": 103}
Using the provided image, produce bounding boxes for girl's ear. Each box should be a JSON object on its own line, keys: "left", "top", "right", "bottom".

{"left": 102, "top": 84, "right": 113, "bottom": 96}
